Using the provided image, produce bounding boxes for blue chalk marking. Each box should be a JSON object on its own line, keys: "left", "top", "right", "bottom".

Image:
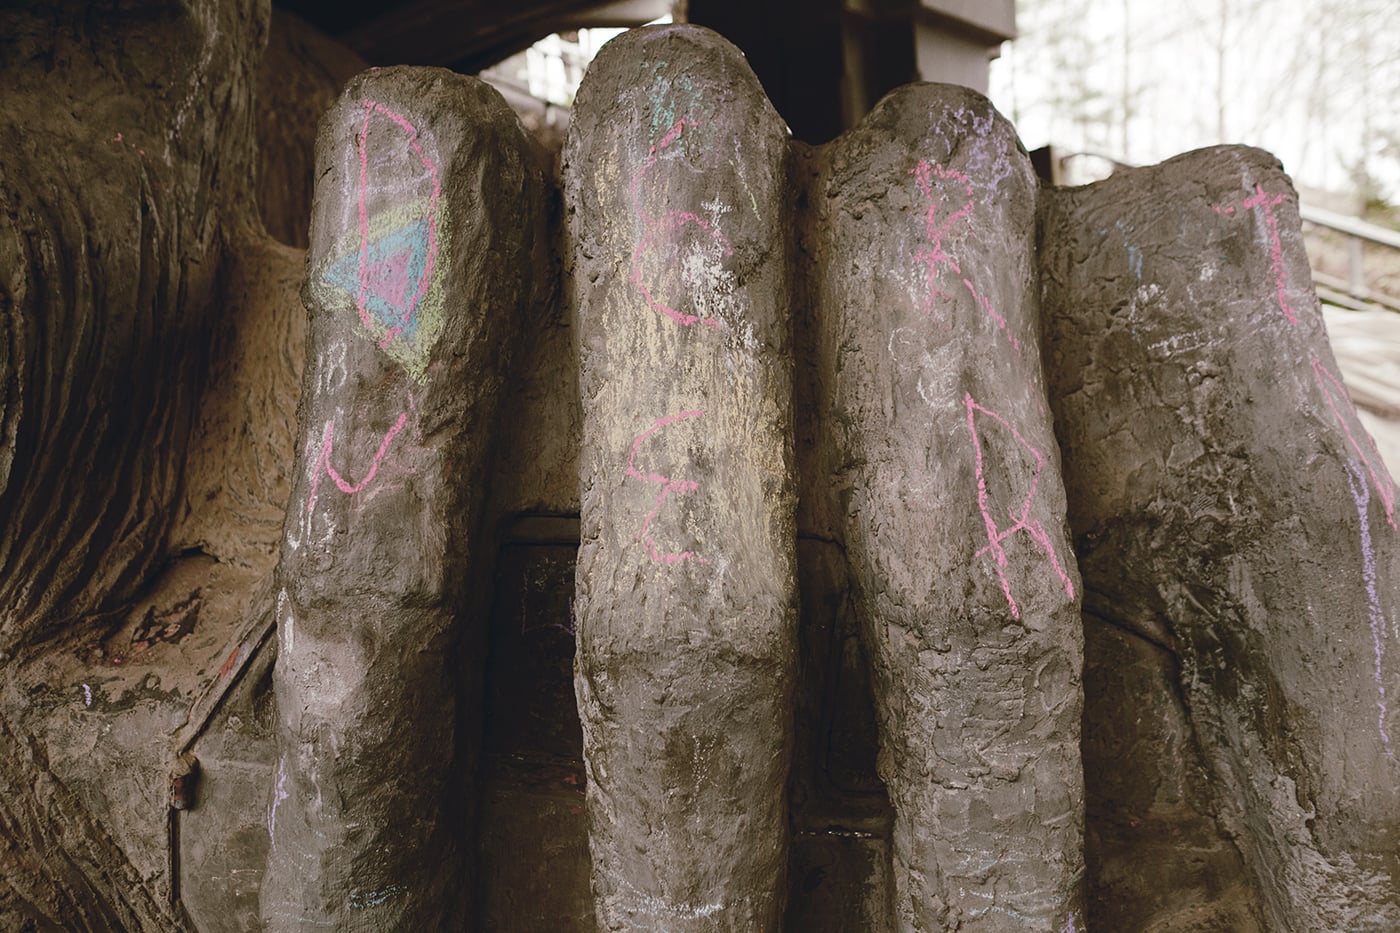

{"left": 1116, "top": 220, "right": 1144, "bottom": 279}
{"left": 323, "top": 219, "right": 432, "bottom": 342}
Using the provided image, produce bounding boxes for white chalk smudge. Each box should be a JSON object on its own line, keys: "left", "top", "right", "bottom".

{"left": 617, "top": 878, "right": 724, "bottom": 921}
{"left": 278, "top": 588, "right": 294, "bottom": 654}
{"left": 268, "top": 757, "right": 289, "bottom": 848}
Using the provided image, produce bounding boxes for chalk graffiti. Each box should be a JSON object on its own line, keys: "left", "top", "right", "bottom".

{"left": 627, "top": 116, "right": 731, "bottom": 330}
{"left": 965, "top": 393, "right": 1076, "bottom": 619}
{"left": 934, "top": 105, "right": 1017, "bottom": 195}
{"left": 1097, "top": 219, "right": 1143, "bottom": 280}
{"left": 278, "top": 588, "right": 294, "bottom": 654}
{"left": 320, "top": 100, "right": 446, "bottom": 381}
{"left": 218, "top": 645, "right": 242, "bottom": 679}
{"left": 268, "top": 757, "right": 288, "bottom": 848}
{"left": 316, "top": 342, "right": 349, "bottom": 396}
{"left": 1313, "top": 359, "right": 1396, "bottom": 527}
{"left": 1344, "top": 459, "right": 1395, "bottom": 758}
{"left": 110, "top": 131, "right": 147, "bottom": 157}
{"left": 912, "top": 159, "right": 1018, "bottom": 350}
{"left": 1213, "top": 183, "right": 1298, "bottom": 325}
{"left": 305, "top": 411, "right": 410, "bottom": 514}
{"left": 349, "top": 885, "right": 405, "bottom": 910}
{"left": 626, "top": 410, "right": 707, "bottom": 565}
{"left": 643, "top": 65, "right": 703, "bottom": 145}
{"left": 629, "top": 205, "right": 733, "bottom": 329}
{"left": 616, "top": 877, "right": 725, "bottom": 921}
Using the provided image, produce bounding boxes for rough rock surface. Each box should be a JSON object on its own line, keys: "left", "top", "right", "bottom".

{"left": 262, "top": 68, "right": 547, "bottom": 930}
{"left": 1041, "top": 145, "right": 1400, "bottom": 931}
{"left": 564, "top": 25, "right": 800, "bottom": 931}
{"left": 2, "top": 9, "right": 1399, "bottom": 930}
{"left": 806, "top": 83, "right": 1085, "bottom": 930}
{"left": 0, "top": 1, "right": 270, "bottom": 929}
{"left": 0, "top": 0, "right": 264, "bottom": 656}
{"left": 256, "top": 9, "right": 369, "bottom": 250}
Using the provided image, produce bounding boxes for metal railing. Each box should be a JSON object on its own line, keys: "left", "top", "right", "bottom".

{"left": 1046, "top": 148, "right": 1400, "bottom": 315}
{"left": 1299, "top": 205, "right": 1400, "bottom": 314}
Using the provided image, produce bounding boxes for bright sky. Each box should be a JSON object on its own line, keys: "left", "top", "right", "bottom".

{"left": 989, "top": 0, "right": 1400, "bottom": 201}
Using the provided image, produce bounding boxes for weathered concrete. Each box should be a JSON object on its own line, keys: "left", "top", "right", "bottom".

{"left": 7, "top": 8, "right": 1400, "bottom": 928}
{"left": 564, "top": 25, "right": 800, "bottom": 931}
{"left": 806, "top": 84, "right": 1085, "bottom": 930}
{"left": 263, "top": 68, "right": 547, "bottom": 930}
{"left": 256, "top": 9, "right": 369, "bottom": 250}
{"left": 0, "top": 0, "right": 264, "bottom": 656}
{"left": 0, "top": 1, "right": 272, "bottom": 929}
{"left": 1081, "top": 616, "right": 1266, "bottom": 931}
{"left": 1041, "top": 145, "right": 1400, "bottom": 931}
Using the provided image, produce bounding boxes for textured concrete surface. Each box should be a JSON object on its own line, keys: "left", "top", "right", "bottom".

{"left": 805, "top": 83, "right": 1085, "bottom": 931}
{"left": 564, "top": 25, "right": 800, "bottom": 932}
{"left": 4, "top": 10, "right": 1400, "bottom": 931}
{"left": 263, "top": 67, "right": 547, "bottom": 930}
{"left": 1042, "top": 145, "right": 1400, "bottom": 931}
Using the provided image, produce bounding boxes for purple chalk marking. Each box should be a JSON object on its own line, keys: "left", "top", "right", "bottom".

{"left": 965, "top": 393, "right": 1075, "bottom": 619}
{"left": 934, "top": 105, "right": 1016, "bottom": 194}
{"left": 1344, "top": 459, "right": 1396, "bottom": 758}
{"left": 1314, "top": 359, "right": 1397, "bottom": 528}
{"left": 625, "top": 410, "right": 708, "bottom": 565}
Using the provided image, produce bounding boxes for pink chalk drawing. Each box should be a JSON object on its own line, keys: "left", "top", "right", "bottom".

{"left": 629, "top": 209, "right": 733, "bottom": 329}
{"left": 321, "top": 99, "right": 444, "bottom": 378}
{"left": 627, "top": 117, "right": 729, "bottom": 330}
{"left": 306, "top": 410, "right": 411, "bottom": 513}
{"left": 1213, "top": 183, "right": 1298, "bottom": 325}
{"left": 625, "top": 410, "right": 708, "bottom": 565}
{"left": 965, "top": 393, "right": 1075, "bottom": 619}
{"left": 1344, "top": 458, "right": 1396, "bottom": 758}
{"left": 912, "top": 159, "right": 1018, "bottom": 350}
{"left": 1313, "top": 358, "right": 1396, "bottom": 528}
{"left": 356, "top": 100, "right": 440, "bottom": 345}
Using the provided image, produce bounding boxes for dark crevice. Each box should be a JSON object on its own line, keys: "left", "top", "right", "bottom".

{"left": 1081, "top": 603, "right": 1176, "bottom": 657}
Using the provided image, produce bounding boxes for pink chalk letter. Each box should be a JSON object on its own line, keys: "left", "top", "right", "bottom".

{"left": 965, "top": 393, "right": 1075, "bottom": 619}
{"left": 1212, "top": 183, "right": 1298, "bottom": 325}
{"left": 626, "top": 410, "right": 708, "bottom": 565}
{"left": 912, "top": 159, "right": 1018, "bottom": 350}
{"left": 306, "top": 411, "right": 410, "bottom": 513}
